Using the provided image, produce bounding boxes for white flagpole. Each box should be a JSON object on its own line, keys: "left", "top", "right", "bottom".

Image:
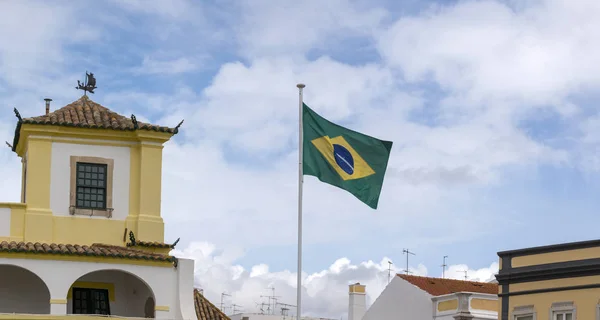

{"left": 296, "top": 83, "right": 305, "bottom": 320}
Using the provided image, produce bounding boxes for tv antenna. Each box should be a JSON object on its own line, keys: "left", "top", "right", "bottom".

{"left": 277, "top": 302, "right": 296, "bottom": 317}
{"left": 260, "top": 287, "right": 281, "bottom": 315}
{"left": 461, "top": 270, "right": 468, "bottom": 280}
{"left": 402, "top": 249, "right": 415, "bottom": 275}
{"left": 220, "top": 292, "right": 231, "bottom": 312}
{"left": 232, "top": 303, "right": 243, "bottom": 314}
{"left": 387, "top": 261, "right": 394, "bottom": 284}
{"left": 255, "top": 302, "right": 268, "bottom": 314}
{"left": 442, "top": 255, "right": 448, "bottom": 278}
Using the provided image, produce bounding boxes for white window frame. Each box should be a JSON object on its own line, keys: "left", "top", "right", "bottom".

{"left": 513, "top": 305, "right": 536, "bottom": 320}
{"left": 550, "top": 301, "right": 575, "bottom": 320}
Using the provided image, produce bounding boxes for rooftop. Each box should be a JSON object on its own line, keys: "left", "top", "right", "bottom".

{"left": 12, "top": 95, "right": 183, "bottom": 151}
{"left": 194, "top": 289, "right": 230, "bottom": 320}
{"left": 0, "top": 241, "right": 177, "bottom": 266}
{"left": 397, "top": 274, "right": 498, "bottom": 296}
{"left": 22, "top": 95, "right": 177, "bottom": 133}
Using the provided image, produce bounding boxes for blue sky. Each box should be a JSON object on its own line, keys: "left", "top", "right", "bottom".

{"left": 2, "top": 0, "right": 600, "bottom": 317}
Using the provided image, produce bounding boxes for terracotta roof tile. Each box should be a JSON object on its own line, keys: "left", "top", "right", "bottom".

{"left": 128, "top": 241, "right": 174, "bottom": 249}
{"left": 194, "top": 289, "right": 230, "bottom": 320}
{"left": 398, "top": 274, "right": 498, "bottom": 296}
{"left": 21, "top": 95, "right": 177, "bottom": 133}
{"left": 0, "top": 241, "right": 177, "bottom": 265}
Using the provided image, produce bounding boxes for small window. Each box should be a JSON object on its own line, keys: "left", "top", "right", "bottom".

{"left": 69, "top": 156, "right": 114, "bottom": 217}
{"left": 75, "top": 162, "right": 107, "bottom": 210}
{"left": 513, "top": 305, "right": 535, "bottom": 320}
{"left": 553, "top": 312, "right": 573, "bottom": 320}
{"left": 551, "top": 302, "right": 575, "bottom": 320}
{"left": 72, "top": 287, "right": 110, "bottom": 315}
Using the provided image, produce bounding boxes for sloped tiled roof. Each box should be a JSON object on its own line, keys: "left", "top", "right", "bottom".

{"left": 20, "top": 95, "right": 177, "bottom": 133}
{"left": 12, "top": 95, "right": 182, "bottom": 152}
{"left": 0, "top": 241, "right": 177, "bottom": 265}
{"left": 194, "top": 289, "right": 230, "bottom": 320}
{"left": 397, "top": 274, "right": 498, "bottom": 296}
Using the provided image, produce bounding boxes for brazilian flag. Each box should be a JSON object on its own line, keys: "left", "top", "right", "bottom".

{"left": 302, "top": 103, "right": 393, "bottom": 209}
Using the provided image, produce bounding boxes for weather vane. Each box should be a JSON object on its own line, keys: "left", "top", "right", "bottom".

{"left": 76, "top": 71, "right": 97, "bottom": 95}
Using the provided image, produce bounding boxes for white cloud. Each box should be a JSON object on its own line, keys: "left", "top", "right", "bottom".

{"left": 107, "top": 0, "right": 198, "bottom": 20}
{"left": 233, "top": 0, "right": 387, "bottom": 58}
{"left": 0, "top": 2, "right": 100, "bottom": 89}
{"left": 133, "top": 56, "right": 201, "bottom": 75}
{"left": 378, "top": 0, "right": 600, "bottom": 112}
{"left": 173, "top": 242, "right": 498, "bottom": 318}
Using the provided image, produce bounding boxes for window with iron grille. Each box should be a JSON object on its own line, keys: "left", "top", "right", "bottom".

{"left": 75, "top": 162, "right": 107, "bottom": 210}
{"left": 72, "top": 287, "right": 110, "bottom": 315}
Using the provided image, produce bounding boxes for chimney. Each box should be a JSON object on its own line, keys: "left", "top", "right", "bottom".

{"left": 348, "top": 283, "right": 366, "bottom": 320}
{"left": 44, "top": 98, "right": 52, "bottom": 115}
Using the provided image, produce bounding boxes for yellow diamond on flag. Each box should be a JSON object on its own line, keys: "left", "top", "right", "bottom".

{"left": 310, "top": 135, "right": 375, "bottom": 181}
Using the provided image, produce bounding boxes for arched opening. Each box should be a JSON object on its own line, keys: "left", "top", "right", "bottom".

{"left": 0, "top": 265, "right": 50, "bottom": 314}
{"left": 144, "top": 296, "right": 155, "bottom": 318}
{"left": 67, "top": 269, "right": 155, "bottom": 318}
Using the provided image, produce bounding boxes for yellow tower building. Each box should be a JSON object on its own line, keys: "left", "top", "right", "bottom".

{"left": 5, "top": 95, "right": 178, "bottom": 246}
{"left": 0, "top": 90, "right": 227, "bottom": 319}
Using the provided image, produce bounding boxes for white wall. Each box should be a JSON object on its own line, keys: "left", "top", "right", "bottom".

{"left": 50, "top": 142, "right": 131, "bottom": 220}
{"left": 0, "top": 264, "right": 50, "bottom": 314}
{"left": 362, "top": 277, "right": 433, "bottom": 320}
{"left": 0, "top": 257, "right": 195, "bottom": 319}
{"left": 0, "top": 207, "right": 10, "bottom": 237}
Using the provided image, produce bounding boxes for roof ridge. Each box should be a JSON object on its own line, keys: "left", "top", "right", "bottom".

{"left": 397, "top": 273, "right": 497, "bottom": 296}
{"left": 0, "top": 241, "right": 176, "bottom": 265}
{"left": 16, "top": 96, "right": 178, "bottom": 133}
{"left": 398, "top": 274, "right": 492, "bottom": 284}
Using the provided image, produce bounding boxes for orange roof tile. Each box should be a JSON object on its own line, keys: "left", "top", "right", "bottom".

{"left": 128, "top": 240, "right": 174, "bottom": 249}
{"left": 0, "top": 241, "right": 177, "bottom": 265}
{"left": 194, "top": 289, "right": 230, "bottom": 320}
{"left": 397, "top": 274, "right": 498, "bottom": 296}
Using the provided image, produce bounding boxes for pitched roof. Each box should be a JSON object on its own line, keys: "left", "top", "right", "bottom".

{"left": 20, "top": 95, "right": 177, "bottom": 133}
{"left": 12, "top": 95, "right": 183, "bottom": 152}
{"left": 0, "top": 241, "right": 177, "bottom": 265}
{"left": 397, "top": 274, "right": 498, "bottom": 296}
{"left": 194, "top": 289, "right": 230, "bottom": 320}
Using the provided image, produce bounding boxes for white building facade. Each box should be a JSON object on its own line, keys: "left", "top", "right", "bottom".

{"left": 0, "top": 257, "right": 196, "bottom": 319}
{"left": 350, "top": 275, "right": 498, "bottom": 320}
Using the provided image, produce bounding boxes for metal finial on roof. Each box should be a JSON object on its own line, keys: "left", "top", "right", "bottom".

{"left": 13, "top": 108, "right": 22, "bottom": 122}
{"left": 129, "top": 231, "right": 136, "bottom": 246}
{"left": 76, "top": 71, "right": 97, "bottom": 95}
{"left": 131, "top": 114, "right": 139, "bottom": 129}
{"left": 174, "top": 119, "right": 184, "bottom": 134}
{"left": 171, "top": 237, "right": 180, "bottom": 249}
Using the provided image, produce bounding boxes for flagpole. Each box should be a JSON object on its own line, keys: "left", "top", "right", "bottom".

{"left": 296, "top": 83, "right": 305, "bottom": 320}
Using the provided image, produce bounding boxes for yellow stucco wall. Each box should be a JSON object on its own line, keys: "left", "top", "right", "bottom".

{"left": 509, "top": 288, "right": 600, "bottom": 320}
{"left": 437, "top": 299, "right": 458, "bottom": 312}
{"left": 471, "top": 298, "right": 497, "bottom": 312}
{"left": 512, "top": 247, "right": 600, "bottom": 267}
{"left": 503, "top": 248, "right": 600, "bottom": 320}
